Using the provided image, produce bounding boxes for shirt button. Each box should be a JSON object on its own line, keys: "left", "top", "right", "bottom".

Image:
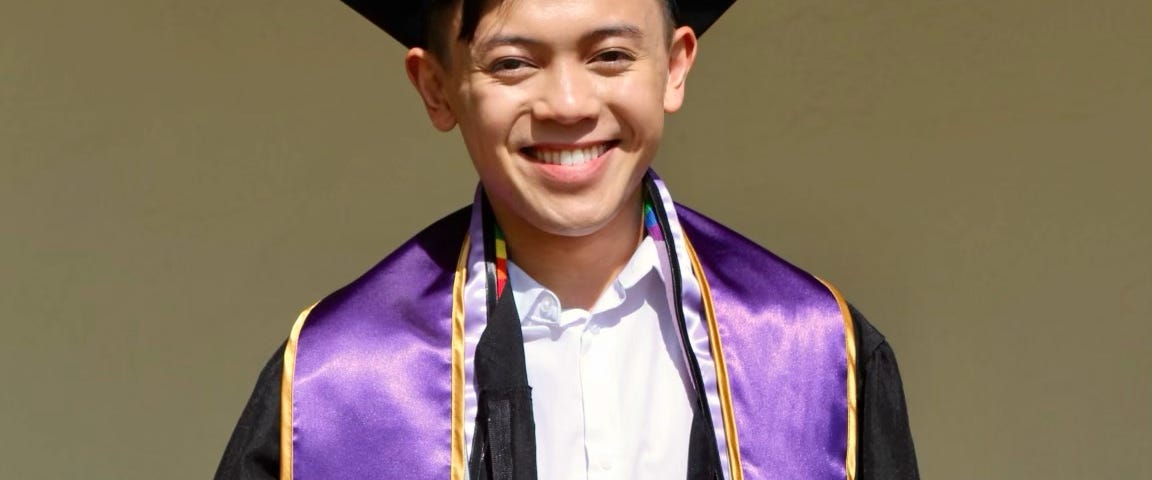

{"left": 536, "top": 296, "right": 557, "bottom": 319}
{"left": 587, "top": 323, "right": 601, "bottom": 335}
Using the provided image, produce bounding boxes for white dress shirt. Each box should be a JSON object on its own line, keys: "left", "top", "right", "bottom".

{"left": 465, "top": 236, "right": 697, "bottom": 479}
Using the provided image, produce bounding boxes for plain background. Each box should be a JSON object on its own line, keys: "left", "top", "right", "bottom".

{"left": 2, "top": 0, "right": 1149, "bottom": 478}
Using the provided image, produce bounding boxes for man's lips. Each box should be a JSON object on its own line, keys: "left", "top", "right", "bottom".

{"left": 519, "top": 141, "right": 619, "bottom": 166}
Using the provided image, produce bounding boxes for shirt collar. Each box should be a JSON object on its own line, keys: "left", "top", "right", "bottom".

{"left": 506, "top": 235, "right": 665, "bottom": 326}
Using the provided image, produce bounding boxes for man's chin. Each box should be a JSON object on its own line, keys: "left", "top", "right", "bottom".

{"left": 530, "top": 217, "right": 613, "bottom": 238}
{"left": 529, "top": 202, "right": 635, "bottom": 239}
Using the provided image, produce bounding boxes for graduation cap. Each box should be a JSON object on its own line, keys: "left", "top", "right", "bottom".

{"left": 340, "top": 0, "right": 738, "bottom": 48}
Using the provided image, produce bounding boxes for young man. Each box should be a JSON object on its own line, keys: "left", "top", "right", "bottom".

{"left": 216, "top": 0, "right": 919, "bottom": 479}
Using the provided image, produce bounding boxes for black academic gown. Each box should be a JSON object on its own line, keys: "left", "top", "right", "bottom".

{"left": 214, "top": 305, "right": 919, "bottom": 479}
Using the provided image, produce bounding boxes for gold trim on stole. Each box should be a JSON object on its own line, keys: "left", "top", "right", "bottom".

{"left": 684, "top": 238, "right": 745, "bottom": 480}
{"left": 817, "top": 277, "right": 859, "bottom": 480}
{"left": 450, "top": 235, "right": 470, "bottom": 480}
{"left": 280, "top": 303, "right": 316, "bottom": 480}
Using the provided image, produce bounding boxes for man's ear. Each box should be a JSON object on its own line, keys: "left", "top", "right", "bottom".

{"left": 664, "top": 26, "right": 698, "bottom": 113}
{"left": 405, "top": 48, "right": 457, "bottom": 131}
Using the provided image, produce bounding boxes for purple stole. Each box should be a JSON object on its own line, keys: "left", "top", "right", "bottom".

{"left": 280, "top": 174, "right": 858, "bottom": 479}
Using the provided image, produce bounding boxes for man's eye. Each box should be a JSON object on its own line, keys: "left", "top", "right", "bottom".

{"left": 593, "top": 50, "right": 635, "bottom": 64}
{"left": 489, "top": 58, "right": 531, "bottom": 73}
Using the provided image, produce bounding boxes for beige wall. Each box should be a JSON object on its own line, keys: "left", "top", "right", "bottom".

{"left": 2, "top": 1, "right": 1148, "bottom": 478}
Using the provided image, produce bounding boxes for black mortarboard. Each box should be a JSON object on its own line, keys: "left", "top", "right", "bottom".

{"left": 340, "top": 0, "right": 738, "bottom": 48}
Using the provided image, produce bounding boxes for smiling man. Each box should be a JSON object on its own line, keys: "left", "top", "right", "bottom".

{"left": 215, "top": 1, "right": 918, "bottom": 479}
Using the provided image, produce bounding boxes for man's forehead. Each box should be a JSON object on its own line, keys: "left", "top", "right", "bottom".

{"left": 338, "top": 0, "right": 737, "bottom": 49}
{"left": 463, "top": 2, "right": 658, "bottom": 45}
{"left": 473, "top": 23, "right": 648, "bottom": 47}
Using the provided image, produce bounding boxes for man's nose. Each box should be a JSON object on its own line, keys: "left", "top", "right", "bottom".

{"left": 531, "top": 63, "right": 600, "bottom": 124}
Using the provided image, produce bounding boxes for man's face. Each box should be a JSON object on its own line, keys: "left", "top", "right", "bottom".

{"left": 429, "top": 0, "right": 695, "bottom": 238}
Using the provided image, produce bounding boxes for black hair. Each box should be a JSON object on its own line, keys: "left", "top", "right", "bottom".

{"left": 424, "top": 0, "right": 677, "bottom": 61}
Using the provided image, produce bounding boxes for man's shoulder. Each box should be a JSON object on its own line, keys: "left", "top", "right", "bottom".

{"left": 675, "top": 202, "right": 852, "bottom": 310}
{"left": 674, "top": 203, "right": 762, "bottom": 250}
{"left": 675, "top": 203, "right": 806, "bottom": 274}
{"left": 359, "top": 205, "right": 472, "bottom": 279}
{"left": 300, "top": 205, "right": 472, "bottom": 322}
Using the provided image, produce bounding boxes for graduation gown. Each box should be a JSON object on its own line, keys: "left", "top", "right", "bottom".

{"left": 215, "top": 174, "right": 919, "bottom": 480}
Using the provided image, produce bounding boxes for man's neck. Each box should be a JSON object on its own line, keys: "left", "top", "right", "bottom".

{"left": 495, "top": 192, "right": 644, "bottom": 311}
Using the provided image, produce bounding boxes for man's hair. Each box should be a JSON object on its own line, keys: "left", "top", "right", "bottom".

{"left": 424, "top": 0, "right": 677, "bottom": 61}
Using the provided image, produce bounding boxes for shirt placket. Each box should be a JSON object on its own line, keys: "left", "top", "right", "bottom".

{"left": 576, "top": 308, "right": 622, "bottom": 480}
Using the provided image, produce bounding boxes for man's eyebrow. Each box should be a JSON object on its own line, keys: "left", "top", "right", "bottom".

{"left": 583, "top": 24, "right": 645, "bottom": 42}
{"left": 474, "top": 35, "right": 544, "bottom": 55}
{"left": 473, "top": 24, "right": 646, "bottom": 55}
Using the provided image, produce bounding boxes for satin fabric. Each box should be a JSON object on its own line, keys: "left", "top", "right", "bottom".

{"left": 289, "top": 210, "right": 466, "bottom": 479}
{"left": 284, "top": 171, "right": 851, "bottom": 479}
{"left": 679, "top": 205, "right": 850, "bottom": 479}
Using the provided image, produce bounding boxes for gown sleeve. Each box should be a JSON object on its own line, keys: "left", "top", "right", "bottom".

{"left": 851, "top": 305, "right": 921, "bottom": 479}
{"left": 213, "top": 342, "right": 285, "bottom": 480}
{"left": 213, "top": 310, "right": 920, "bottom": 480}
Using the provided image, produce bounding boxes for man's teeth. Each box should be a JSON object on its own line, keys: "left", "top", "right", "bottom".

{"left": 532, "top": 145, "right": 609, "bottom": 166}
